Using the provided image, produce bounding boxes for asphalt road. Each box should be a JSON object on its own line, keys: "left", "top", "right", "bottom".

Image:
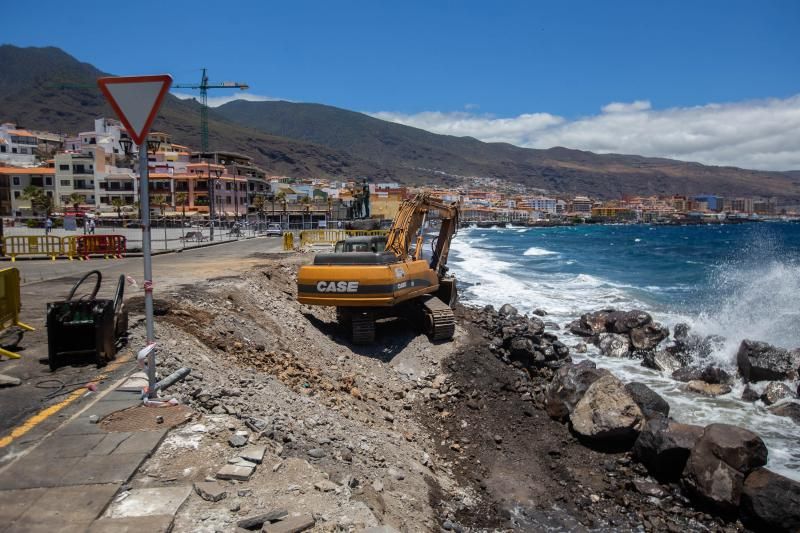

{"left": 0, "top": 235, "right": 286, "bottom": 463}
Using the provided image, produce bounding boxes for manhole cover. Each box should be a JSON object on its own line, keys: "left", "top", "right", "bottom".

{"left": 99, "top": 404, "right": 194, "bottom": 432}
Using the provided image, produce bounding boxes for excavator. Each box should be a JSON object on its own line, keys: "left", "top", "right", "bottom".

{"left": 297, "top": 192, "right": 459, "bottom": 344}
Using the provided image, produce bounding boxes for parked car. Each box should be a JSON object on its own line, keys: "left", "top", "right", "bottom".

{"left": 266, "top": 223, "right": 283, "bottom": 236}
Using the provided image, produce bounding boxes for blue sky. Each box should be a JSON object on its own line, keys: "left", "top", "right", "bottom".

{"left": 4, "top": 0, "right": 800, "bottom": 169}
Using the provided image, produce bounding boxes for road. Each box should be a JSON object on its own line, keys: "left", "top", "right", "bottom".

{"left": 0, "top": 235, "right": 286, "bottom": 463}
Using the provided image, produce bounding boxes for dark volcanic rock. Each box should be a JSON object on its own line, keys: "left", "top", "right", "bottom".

{"left": 624, "top": 382, "right": 670, "bottom": 419}
{"left": 767, "top": 402, "right": 800, "bottom": 424}
{"left": 630, "top": 322, "right": 669, "bottom": 351}
{"left": 741, "top": 385, "right": 761, "bottom": 402}
{"left": 498, "top": 303, "right": 518, "bottom": 317}
{"left": 760, "top": 382, "right": 794, "bottom": 405}
{"left": 642, "top": 350, "right": 684, "bottom": 374}
{"left": 595, "top": 333, "right": 631, "bottom": 358}
{"left": 570, "top": 374, "right": 644, "bottom": 445}
{"left": 740, "top": 468, "right": 800, "bottom": 533}
{"left": 545, "top": 361, "right": 610, "bottom": 422}
{"left": 672, "top": 365, "right": 732, "bottom": 384}
{"left": 737, "top": 340, "right": 800, "bottom": 382}
{"left": 633, "top": 416, "right": 704, "bottom": 482}
{"left": 682, "top": 423, "right": 768, "bottom": 515}
{"left": 608, "top": 310, "right": 653, "bottom": 334}
{"left": 569, "top": 309, "right": 616, "bottom": 337}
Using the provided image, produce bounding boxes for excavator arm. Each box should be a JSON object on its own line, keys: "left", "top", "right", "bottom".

{"left": 384, "top": 192, "right": 459, "bottom": 277}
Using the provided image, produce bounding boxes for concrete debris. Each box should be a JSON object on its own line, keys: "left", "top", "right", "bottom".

{"left": 216, "top": 464, "right": 255, "bottom": 481}
{"left": 261, "top": 513, "right": 316, "bottom": 533}
{"left": 194, "top": 481, "right": 228, "bottom": 502}
{"left": 236, "top": 509, "right": 289, "bottom": 530}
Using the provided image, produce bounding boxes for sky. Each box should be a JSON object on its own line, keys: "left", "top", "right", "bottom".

{"left": 4, "top": 0, "right": 800, "bottom": 170}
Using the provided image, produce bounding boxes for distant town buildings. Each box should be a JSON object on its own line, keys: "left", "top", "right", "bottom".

{"left": 0, "top": 116, "right": 795, "bottom": 222}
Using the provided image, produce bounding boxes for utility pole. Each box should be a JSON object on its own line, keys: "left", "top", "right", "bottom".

{"left": 174, "top": 68, "right": 249, "bottom": 152}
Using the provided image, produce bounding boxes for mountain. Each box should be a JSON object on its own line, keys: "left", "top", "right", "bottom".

{"left": 215, "top": 99, "right": 800, "bottom": 200}
{"left": 2, "top": 44, "right": 799, "bottom": 201}
{"left": 0, "top": 45, "right": 390, "bottom": 180}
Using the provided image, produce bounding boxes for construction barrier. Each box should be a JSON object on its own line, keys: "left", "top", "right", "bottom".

{"left": 74, "top": 235, "right": 127, "bottom": 260}
{"left": 283, "top": 232, "right": 294, "bottom": 251}
{"left": 298, "top": 229, "right": 387, "bottom": 246}
{"left": 2, "top": 235, "right": 63, "bottom": 261}
{"left": 0, "top": 268, "right": 34, "bottom": 359}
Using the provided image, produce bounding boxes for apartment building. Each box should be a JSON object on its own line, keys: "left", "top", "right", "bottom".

{"left": 0, "top": 167, "right": 56, "bottom": 216}
{"left": 0, "top": 123, "right": 40, "bottom": 167}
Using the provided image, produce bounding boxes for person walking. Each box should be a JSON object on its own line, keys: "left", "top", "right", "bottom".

{"left": 89, "top": 218, "right": 96, "bottom": 235}
{"left": 45, "top": 217, "right": 53, "bottom": 235}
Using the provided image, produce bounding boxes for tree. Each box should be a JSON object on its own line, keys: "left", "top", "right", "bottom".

{"left": 175, "top": 192, "right": 188, "bottom": 218}
{"left": 68, "top": 193, "right": 84, "bottom": 214}
{"left": 111, "top": 198, "right": 125, "bottom": 220}
{"left": 152, "top": 194, "right": 167, "bottom": 217}
{"left": 21, "top": 185, "right": 53, "bottom": 216}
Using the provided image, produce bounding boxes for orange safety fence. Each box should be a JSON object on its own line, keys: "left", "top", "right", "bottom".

{"left": 0, "top": 267, "right": 34, "bottom": 359}
{"left": 74, "top": 235, "right": 127, "bottom": 260}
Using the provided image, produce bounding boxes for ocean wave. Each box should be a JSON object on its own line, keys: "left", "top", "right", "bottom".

{"left": 523, "top": 247, "right": 557, "bottom": 256}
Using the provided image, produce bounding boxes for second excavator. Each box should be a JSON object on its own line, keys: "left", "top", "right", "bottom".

{"left": 297, "top": 192, "right": 459, "bottom": 344}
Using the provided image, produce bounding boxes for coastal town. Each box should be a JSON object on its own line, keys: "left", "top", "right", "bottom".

{"left": 1, "top": 118, "right": 796, "bottom": 231}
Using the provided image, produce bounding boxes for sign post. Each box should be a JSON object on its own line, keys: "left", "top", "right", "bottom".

{"left": 97, "top": 74, "right": 172, "bottom": 399}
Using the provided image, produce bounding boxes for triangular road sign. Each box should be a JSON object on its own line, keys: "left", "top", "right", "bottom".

{"left": 97, "top": 75, "right": 173, "bottom": 145}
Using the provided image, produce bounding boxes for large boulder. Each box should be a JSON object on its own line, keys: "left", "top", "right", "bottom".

{"left": 569, "top": 374, "right": 645, "bottom": 445}
{"left": 624, "top": 382, "right": 670, "bottom": 419}
{"left": 498, "top": 303, "right": 518, "bottom": 317}
{"left": 545, "top": 361, "right": 610, "bottom": 422}
{"left": 633, "top": 416, "right": 704, "bottom": 482}
{"left": 596, "top": 333, "right": 631, "bottom": 358}
{"left": 760, "top": 382, "right": 795, "bottom": 406}
{"left": 682, "top": 423, "right": 769, "bottom": 515}
{"left": 767, "top": 402, "right": 800, "bottom": 424}
{"left": 685, "top": 380, "right": 732, "bottom": 397}
{"left": 642, "top": 350, "right": 684, "bottom": 374}
{"left": 526, "top": 317, "right": 545, "bottom": 336}
{"left": 740, "top": 468, "right": 800, "bottom": 533}
{"left": 737, "top": 340, "right": 800, "bottom": 382}
{"left": 630, "top": 322, "right": 669, "bottom": 351}
{"left": 671, "top": 365, "right": 732, "bottom": 384}
{"left": 608, "top": 310, "right": 653, "bottom": 334}
{"left": 569, "top": 309, "right": 616, "bottom": 337}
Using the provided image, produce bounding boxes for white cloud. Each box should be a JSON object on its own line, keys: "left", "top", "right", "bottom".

{"left": 172, "top": 92, "right": 283, "bottom": 107}
{"left": 370, "top": 95, "right": 800, "bottom": 171}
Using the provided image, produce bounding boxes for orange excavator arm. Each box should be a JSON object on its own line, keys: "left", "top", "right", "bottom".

{"left": 384, "top": 192, "right": 459, "bottom": 276}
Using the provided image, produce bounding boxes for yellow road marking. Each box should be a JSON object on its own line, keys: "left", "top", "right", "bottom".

{"left": 0, "top": 355, "right": 131, "bottom": 449}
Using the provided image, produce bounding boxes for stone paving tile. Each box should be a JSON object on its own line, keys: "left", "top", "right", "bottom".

{"left": 0, "top": 456, "right": 81, "bottom": 490}
{"left": 6, "top": 519, "right": 93, "bottom": 533}
{"left": 58, "top": 453, "right": 147, "bottom": 486}
{"left": 10, "top": 483, "right": 120, "bottom": 531}
{"left": 84, "top": 399, "right": 139, "bottom": 420}
{"left": 25, "top": 433, "right": 106, "bottom": 460}
{"left": 0, "top": 487, "right": 46, "bottom": 524}
{"left": 112, "top": 430, "right": 166, "bottom": 454}
{"left": 53, "top": 417, "right": 108, "bottom": 436}
{"left": 88, "top": 514, "right": 175, "bottom": 532}
{"left": 105, "top": 485, "right": 193, "bottom": 518}
{"left": 87, "top": 431, "right": 133, "bottom": 455}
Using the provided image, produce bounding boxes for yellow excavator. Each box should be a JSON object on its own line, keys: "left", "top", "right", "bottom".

{"left": 297, "top": 192, "right": 459, "bottom": 344}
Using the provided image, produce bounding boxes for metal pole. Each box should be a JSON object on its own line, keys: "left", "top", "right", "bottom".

{"left": 139, "top": 147, "right": 157, "bottom": 399}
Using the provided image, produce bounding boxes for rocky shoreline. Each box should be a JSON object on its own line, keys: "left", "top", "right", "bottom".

{"left": 452, "top": 303, "right": 800, "bottom": 532}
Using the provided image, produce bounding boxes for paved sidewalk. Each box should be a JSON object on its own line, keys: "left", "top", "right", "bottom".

{"left": 0, "top": 387, "right": 174, "bottom": 532}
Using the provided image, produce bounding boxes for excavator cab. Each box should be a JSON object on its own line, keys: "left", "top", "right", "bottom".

{"left": 297, "top": 193, "right": 459, "bottom": 344}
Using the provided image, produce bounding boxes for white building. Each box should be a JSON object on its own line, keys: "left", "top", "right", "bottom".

{"left": 0, "top": 123, "right": 39, "bottom": 167}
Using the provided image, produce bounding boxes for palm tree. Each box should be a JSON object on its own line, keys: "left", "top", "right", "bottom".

{"left": 152, "top": 194, "right": 167, "bottom": 216}
{"left": 68, "top": 193, "right": 85, "bottom": 215}
{"left": 252, "top": 195, "right": 265, "bottom": 229}
{"left": 111, "top": 198, "right": 125, "bottom": 220}
{"left": 175, "top": 192, "right": 188, "bottom": 241}
{"left": 26, "top": 186, "right": 56, "bottom": 217}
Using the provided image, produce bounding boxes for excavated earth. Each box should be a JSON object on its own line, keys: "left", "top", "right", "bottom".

{"left": 121, "top": 253, "right": 741, "bottom": 532}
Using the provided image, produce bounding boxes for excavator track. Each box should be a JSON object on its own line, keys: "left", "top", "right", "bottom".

{"left": 422, "top": 296, "right": 455, "bottom": 342}
{"left": 351, "top": 313, "right": 376, "bottom": 344}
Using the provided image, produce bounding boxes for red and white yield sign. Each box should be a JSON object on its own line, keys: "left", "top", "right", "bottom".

{"left": 97, "top": 75, "right": 173, "bottom": 145}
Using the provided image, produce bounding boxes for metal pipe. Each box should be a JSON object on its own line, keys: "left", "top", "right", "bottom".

{"left": 152, "top": 367, "right": 191, "bottom": 393}
{"left": 139, "top": 147, "right": 157, "bottom": 398}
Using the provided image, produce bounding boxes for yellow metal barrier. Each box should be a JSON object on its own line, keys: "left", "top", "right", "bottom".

{"left": 298, "top": 229, "right": 388, "bottom": 246}
{"left": 61, "top": 236, "right": 78, "bottom": 260}
{"left": 283, "top": 232, "right": 294, "bottom": 250}
{"left": 2, "top": 235, "right": 63, "bottom": 261}
{"left": 0, "top": 268, "right": 34, "bottom": 359}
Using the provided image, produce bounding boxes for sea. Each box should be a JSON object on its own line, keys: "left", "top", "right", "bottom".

{"left": 448, "top": 221, "right": 800, "bottom": 481}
